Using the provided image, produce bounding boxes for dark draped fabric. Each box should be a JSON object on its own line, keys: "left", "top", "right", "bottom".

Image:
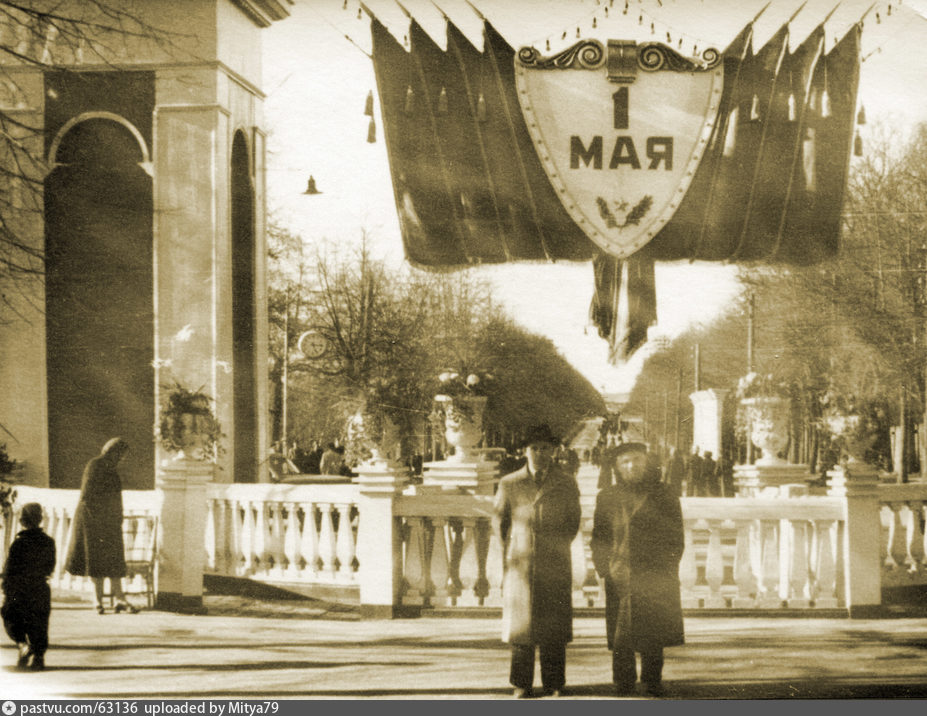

{"left": 369, "top": 16, "right": 861, "bottom": 362}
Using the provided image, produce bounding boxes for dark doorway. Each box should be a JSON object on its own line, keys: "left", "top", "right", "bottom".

{"left": 231, "top": 130, "right": 257, "bottom": 482}
{"left": 44, "top": 118, "right": 154, "bottom": 489}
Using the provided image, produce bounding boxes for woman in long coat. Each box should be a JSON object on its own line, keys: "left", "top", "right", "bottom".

{"left": 492, "top": 424, "right": 581, "bottom": 698}
{"left": 591, "top": 442, "right": 684, "bottom": 696}
{"left": 64, "top": 437, "right": 138, "bottom": 613}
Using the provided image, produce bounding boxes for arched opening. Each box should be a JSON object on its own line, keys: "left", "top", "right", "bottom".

{"left": 44, "top": 117, "right": 154, "bottom": 489}
{"left": 231, "top": 130, "right": 257, "bottom": 482}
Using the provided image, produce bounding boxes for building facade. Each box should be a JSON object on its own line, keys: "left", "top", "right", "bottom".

{"left": 0, "top": 0, "right": 290, "bottom": 488}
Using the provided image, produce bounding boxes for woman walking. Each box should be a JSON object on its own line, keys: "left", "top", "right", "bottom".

{"left": 65, "top": 437, "right": 139, "bottom": 613}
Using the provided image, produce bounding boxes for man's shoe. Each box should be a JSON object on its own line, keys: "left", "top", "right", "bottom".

{"left": 513, "top": 687, "right": 533, "bottom": 699}
{"left": 614, "top": 681, "right": 636, "bottom": 696}
{"left": 642, "top": 682, "right": 664, "bottom": 697}
{"left": 114, "top": 601, "right": 139, "bottom": 614}
{"left": 16, "top": 643, "right": 31, "bottom": 669}
{"left": 29, "top": 656, "right": 45, "bottom": 671}
{"left": 547, "top": 689, "right": 564, "bottom": 698}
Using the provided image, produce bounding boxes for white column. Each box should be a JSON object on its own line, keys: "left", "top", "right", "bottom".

{"left": 828, "top": 460, "right": 882, "bottom": 617}
{"left": 155, "top": 458, "right": 212, "bottom": 612}
{"left": 689, "top": 389, "right": 728, "bottom": 458}
{"left": 354, "top": 459, "right": 408, "bottom": 618}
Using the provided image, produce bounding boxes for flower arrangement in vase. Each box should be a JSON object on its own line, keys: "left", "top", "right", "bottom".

{"left": 157, "top": 382, "right": 224, "bottom": 461}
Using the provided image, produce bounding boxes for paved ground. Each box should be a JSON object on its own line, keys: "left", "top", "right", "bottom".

{"left": 3, "top": 592, "right": 927, "bottom": 700}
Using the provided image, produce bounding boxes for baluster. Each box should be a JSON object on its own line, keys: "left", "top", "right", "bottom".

{"left": 446, "top": 518, "right": 465, "bottom": 605}
{"left": 204, "top": 499, "right": 216, "bottom": 571}
{"left": 240, "top": 501, "right": 255, "bottom": 574}
{"left": 473, "top": 519, "right": 492, "bottom": 606}
{"left": 811, "top": 519, "right": 838, "bottom": 608}
{"left": 335, "top": 503, "right": 357, "bottom": 582}
{"left": 402, "top": 517, "right": 426, "bottom": 605}
{"left": 317, "top": 503, "right": 337, "bottom": 578}
{"left": 298, "top": 504, "right": 320, "bottom": 577}
{"left": 903, "top": 502, "right": 923, "bottom": 574}
{"left": 284, "top": 502, "right": 300, "bottom": 579}
{"left": 883, "top": 503, "right": 902, "bottom": 570}
{"left": 757, "top": 519, "right": 781, "bottom": 608}
{"left": 485, "top": 524, "right": 505, "bottom": 607}
{"left": 457, "top": 518, "right": 482, "bottom": 607}
{"left": 731, "top": 520, "right": 756, "bottom": 608}
{"left": 269, "top": 502, "right": 286, "bottom": 578}
{"left": 787, "top": 519, "right": 811, "bottom": 607}
{"left": 255, "top": 501, "right": 271, "bottom": 576}
{"left": 429, "top": 517, "right": 450, "bottom": 606}
{"left": 705, "top": 519, "right": 725, "bottom": 607}
{"left": 679, "top": 520, "right": 699, "bottom": 608}
{"left": 229, "top": 500, "right": 244, "bottom": 574}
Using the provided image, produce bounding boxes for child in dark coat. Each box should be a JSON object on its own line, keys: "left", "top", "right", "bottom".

{"left": 2, "top": 502, "right": 56, "bottom": 670}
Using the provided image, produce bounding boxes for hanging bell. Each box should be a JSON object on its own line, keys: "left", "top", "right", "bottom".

{"left": 367, "top": 117, "right": 376, "bottom": 143}
{"left": 303, "top": 176, "right": 321, "bottom": 195}
{"left": 787, "top": 93, "right": 797, "bottom": 122}
{"left": 437, "top": 87, "right": 448, "bottom": 115}
{"left": 476, "top": 92, "right": 487, "bottom": 122}
{"left": 820, "top": 89, "right": 831, "bottom": 118}
{"left": 404, "top": 86, "right": 414, "bottom": 115}
{"left": 364, "top": 90, "right": 374, "bottom": 117}
{"left": 857, "top": 105, "right": 867, "bottom": 125}
{"left": 750, "top": 94, "right": 760, "bottom": 121}
{"left": 854, "top": 131, "right": 863, "bottom": 156}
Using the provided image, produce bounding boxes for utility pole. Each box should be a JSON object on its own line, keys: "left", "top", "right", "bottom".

{"left": 694, "top": 342, "right": 701, "bottom": 392}
{"left": 281, "top": 289, "right": 289, "bottom": 450}
{"left": 675, "top": 367, "right": 682, "bottom": 450}
{"left": 747, "top": 292, "right": 755, "bottom": 465}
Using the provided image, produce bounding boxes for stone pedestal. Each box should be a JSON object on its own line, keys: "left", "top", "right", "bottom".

{"left": 734, "top": 463, "right": 810, "bottom": 497}
{"left": 154, "top": 458, "right": 213, "bottom": 613}
{"left": 422, "top": 459, "right": 496, "bottom": 495}
{"left": 827, "top": 460, "right": 882, "bottom": 617}
{"left": 690, "top": 389, "right": 728, "bottom": 458}
{"left": 355, "top": 460, "right": 409, "bottom": 618}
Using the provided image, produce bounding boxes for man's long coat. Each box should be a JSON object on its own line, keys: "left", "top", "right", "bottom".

{"left": 591, "top": 481, "right": 685, "bottom": 652}
{"left": 492, "top": 465, "right": 581, "bottom": 646}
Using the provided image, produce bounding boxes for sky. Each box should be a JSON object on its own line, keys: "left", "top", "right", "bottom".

{"left": 262, "top": 0, "right": 927, "bottom": 396}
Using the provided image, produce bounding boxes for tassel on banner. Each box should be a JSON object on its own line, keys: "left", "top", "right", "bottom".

{"left": 403, "top": 86, "right": 414, "bottom": 115}
{"left": 367, "top": 117, "right": 376, "bottom": 143}
{"left": 857, "top": 105, "right": 867, "bottom": 124}
{"left": 788, "top": 93, "right": 797, "bottom": 122}
{"left": 476, "top": 92, "right": 487, "bottom": 121}
{"left": 750, "top": 94, "right": 760, "bottom": 121}
{"left": 437, "top": 87, "right": 448, "bottom": 114}
{"left": 854, "top": 131, "right": 863, "bottom": 156}
{"left": 364, "top": 90, "right": 374, "bottom": 117}
{"left": 820, "top": 89, "right": 831, "bottom": 118}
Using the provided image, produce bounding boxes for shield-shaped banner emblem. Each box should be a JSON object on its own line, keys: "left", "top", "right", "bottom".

{"left": 515, "top": 40, "right": 723, "bottom": 259}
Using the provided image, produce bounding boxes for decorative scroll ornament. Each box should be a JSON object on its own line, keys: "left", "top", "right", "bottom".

{"left": 518, "top": 40, "right": 606, "bottom": 70}
{"left": 515, "top": 38, "right": 723, "bottom": 258}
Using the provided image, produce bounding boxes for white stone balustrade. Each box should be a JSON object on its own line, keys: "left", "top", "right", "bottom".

{"left": 5, "top": 478, "right": 927, "bottom": 616}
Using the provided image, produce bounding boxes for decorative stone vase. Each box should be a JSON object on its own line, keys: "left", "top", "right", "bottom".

{"left": 829, "top": 413, "right": 879, "bottom": 468}
{"left": 435, "top": 394, "right": 487, "bottom": 464}
{"left": 742, "top": 396, "right": 791, "bottom": 466}
{"left": 346, "top": 408, "right": 401, "bottom": 467}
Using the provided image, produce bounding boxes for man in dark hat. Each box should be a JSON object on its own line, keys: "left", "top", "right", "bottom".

{"left": 591, "top": 442, "right": 685, "bottom": 697}
{"left": 491, "top": 424, "right": 581, "bottom": 698}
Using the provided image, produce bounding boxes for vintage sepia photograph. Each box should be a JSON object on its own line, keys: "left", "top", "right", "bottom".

{"left": 2, "top": 0, "right": 927, "bottom": 701}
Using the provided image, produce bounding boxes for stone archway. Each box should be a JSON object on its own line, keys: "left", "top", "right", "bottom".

{"left": 44, "top": 116, "right": 154, "bottom": 489}
{"left": 231, "top": 130, "right": 257, "bottom": 482}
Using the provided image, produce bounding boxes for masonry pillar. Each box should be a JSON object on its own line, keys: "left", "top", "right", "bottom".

{"left": 689, "top": 389, "right": 728, "bottom": 458}
{"left": 828, "top": 460, "right": 882, "bottom": 617}
{"left": 155, "top": 459, "right": 212, "bottom": 613}
{"left": 354, "top": 460, "right": 409, "bottom": 618}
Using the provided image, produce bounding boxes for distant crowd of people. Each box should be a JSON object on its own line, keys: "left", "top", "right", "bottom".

{"left": 594, "top": 440, "right": 737, "bottom": 498}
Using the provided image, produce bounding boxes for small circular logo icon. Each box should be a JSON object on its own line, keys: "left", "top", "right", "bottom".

{"left": 2, "top": 701, "right": 16, "bottom": 716}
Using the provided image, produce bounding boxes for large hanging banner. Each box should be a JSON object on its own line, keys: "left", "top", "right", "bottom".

{"left": 368, "top": 8, "right": 861, "bottom": 361}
